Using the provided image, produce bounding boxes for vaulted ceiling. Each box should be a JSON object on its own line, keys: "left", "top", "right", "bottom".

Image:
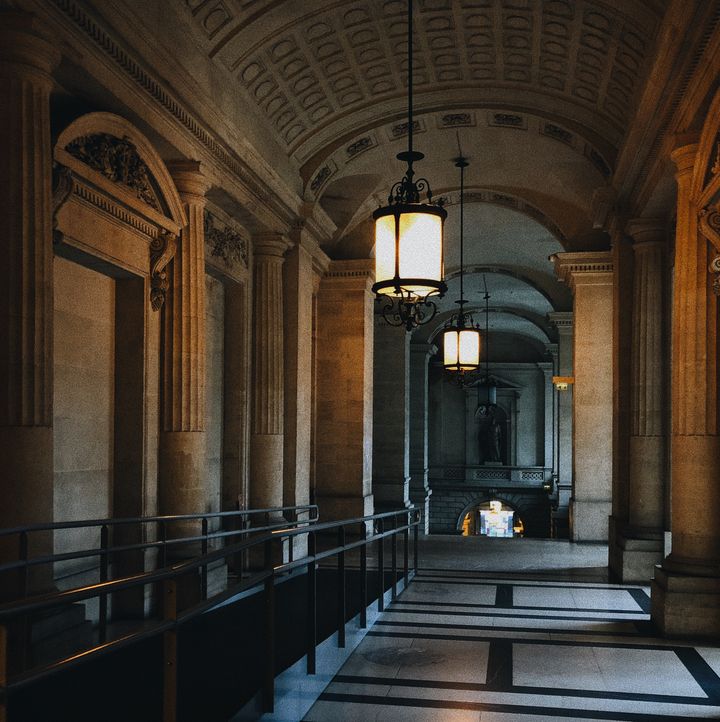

{"left": 177, "top": 0, "right": 669, "bottom": 346}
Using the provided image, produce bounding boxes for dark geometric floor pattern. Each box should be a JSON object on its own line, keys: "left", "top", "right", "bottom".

{"left": 303, "top": 548, "right": 720, "bottom": 721}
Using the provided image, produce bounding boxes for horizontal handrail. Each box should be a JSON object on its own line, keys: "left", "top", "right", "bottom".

{"left": 0, "top": 512, "right": 317, "bottom": 575}
{"left": 0, "top": 506, "right": 421, "bottom": 720}
{"left": 0, "top": 504, "right": 317, "bottom": 537}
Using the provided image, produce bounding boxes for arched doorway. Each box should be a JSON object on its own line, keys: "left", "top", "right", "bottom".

{"left": 461, "top": 499, "right": 524, "bottom": 537}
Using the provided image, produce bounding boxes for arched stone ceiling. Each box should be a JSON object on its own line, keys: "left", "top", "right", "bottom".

{"left": 317, "top": 115, "right": 608, "bottom": 253}
{"left": 186, "top": 0, "right": 665, "bottom": 166}
{"left": 413, "top": 268, "right": 569, "bottom": 353}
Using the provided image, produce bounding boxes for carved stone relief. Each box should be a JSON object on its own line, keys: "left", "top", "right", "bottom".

{"left": 65, "top": 133, "right": 164, "bottom": 211}
{"left": 150, "top": 230, "right": 177, "bottom": 311}
{"left": 51, "top": 164, "right": 74, "bottom": 244}
{"left": 204, "top": 210, "right": 248, "bottom": 267}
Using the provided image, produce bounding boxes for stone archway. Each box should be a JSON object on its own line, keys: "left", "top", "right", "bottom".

{"left": 450, "top": 491, "right": 551, "bottom": 538}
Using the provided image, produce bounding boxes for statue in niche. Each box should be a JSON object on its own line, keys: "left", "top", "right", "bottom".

{"left": 476, "top": 405, "right": 503, "bottom": 464}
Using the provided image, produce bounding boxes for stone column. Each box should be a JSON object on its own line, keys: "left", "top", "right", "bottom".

{"left": 283, "top": 227, "right": 321, "bottom": 511}
{"left": 652, "top": 143, "right": 720, "bottom": 637}
{"left": 610, "top": 220, "right": 667, "bottom": 582}
{"left": 548, "top": 312, "right": 574, "bottom": 534}
{"left": 315, "top": 260, "right": 374, "bottom": 521}
{"left": 540, "top": 361, "right": 554, "bottom": 471}
{"left": 159, "top": 162, "right": 210, "bottom": 541}
{"left": 409, "top": 343, "right": 435, "bottom": 533}
{"left": 372, "top": 316, "right": 411, "bottom": 512}
{"left": 552, "top": 254, "right": 614, "bottom": 542}
{"left": 0, "top": 13, "right": 60, "bottom": 594}
{"left": 250, "top": 234, "right": 290, "bottom": 513}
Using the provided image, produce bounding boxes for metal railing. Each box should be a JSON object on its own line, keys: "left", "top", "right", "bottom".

{"left": 0, "top": 506, "right": 419, "bottom": 721}
{"left": 0, "top": 504, "right": 318, "bottom": 602}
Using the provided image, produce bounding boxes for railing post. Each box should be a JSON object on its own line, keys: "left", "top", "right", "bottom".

{"left": 413, "top": 514, "right": 419, "bottom": 573}
{"left": 288, "top": 509, "right": 296, "bottom": 564}
{"left": 18, "top": 531, "right": 30, "bottom": 672}
{"left": 162, "top": 580, "right": 178, "bottom": 722}
{"left": 307, "top": 531, "right": 317, "bottom": 674}
{"left": 201, "top": 517, "right": 208, "bottom": 600}
{"left": 403, "top": 514, "right": 409, "bottom": 588}
{"left": 377, "top": 519, "right": 385, "bottom": 612}
{"left": 18, "top": 531, "right": 28, "bottom": 598}
{"left": 263, "top": 537, "right": 275, "bottom": 713}
{"left": 159, "top": 521, "right": 167, "bottom": 569}
{"left": 0, "top": 623, "right": 7, "bottom": 722}
{"left": 391, "top": 516, "right": 398, "bottom": 600}
{"left": 337, "top": 526, "right": 346, "bottom": 648}
{"left": 99, "top": 525, "right": 109, "bottom": 644}
{"left": 360, "top": 523, "right": 367, "bottom": 629}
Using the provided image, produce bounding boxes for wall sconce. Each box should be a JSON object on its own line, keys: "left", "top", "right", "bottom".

{"left": 552, "top": 376, "right": 574, "bottom": 391}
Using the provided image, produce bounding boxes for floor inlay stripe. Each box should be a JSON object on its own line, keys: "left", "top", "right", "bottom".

{"left": 383, "top": 609, "right": 647, "bottom": 623}
{"left": 374, "top": 618, "right": 645, "bottom": 638}
{"left": 627, "top": 588, "right": 651, "bottom": 613}
{"left": 674, "top": 647, "right": 720, "bottom": 701}
{"left": 316, "top": 691, "right": 708, "bottom": 721}
{"left": 495, "top": 583, "right": 514, "bottom": 608}
{"left": 368, "top": 628, "right": 709, "bottom": 653}
{"left": 331, "top": 674, "right": 718, "bottom": 706}
{"left": 392, "top": 602, "right": 647, "bottom": 615}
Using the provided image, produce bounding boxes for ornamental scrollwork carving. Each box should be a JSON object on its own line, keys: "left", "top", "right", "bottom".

{"left": 710, "top": 256, "right": 720, "bottom": 297}
{"left": 699, "top": 207, "right": 720, "bottom": 251}
{"left": 65, "top": 133, "right": 163, "bottom": 211}
{"left": 204, "top": 210, "right": 248, "bottom": 267}
{"left": 51, "top": 163, "right": 74, "bottom": 244}
{"left": 150, "top": 230, "right": 177, "bottom": 311}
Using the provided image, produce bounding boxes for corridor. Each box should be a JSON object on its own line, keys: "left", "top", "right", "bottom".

{"left": 304, "top": 538, "right": 720, "bottom": 722}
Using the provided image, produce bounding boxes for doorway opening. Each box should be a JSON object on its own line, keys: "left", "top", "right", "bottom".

{"left": 461, "top": 500, "right": 524, "bottom": 538}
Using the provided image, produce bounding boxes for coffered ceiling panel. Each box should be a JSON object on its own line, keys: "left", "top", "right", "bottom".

{"left": 185, "top": 0, "right": 664, "bottom": 161}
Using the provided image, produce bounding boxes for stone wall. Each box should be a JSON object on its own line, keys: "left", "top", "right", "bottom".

{"left": 53, "top": 257, "right": 115, "bottom": 580}
{"left": 205, "top": 274, "right": 225, "bottom": 525}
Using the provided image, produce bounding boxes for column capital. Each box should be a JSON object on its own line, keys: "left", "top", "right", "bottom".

{"left": 548, "top": 311, "right": 573, "bottom": 331}
{"left": 322, "top": 258, "right": 375, "bottom": 293}
{"left": 167, "top": 159, "right": 211, "bottom": 200}
{"left": 253, "top": 233, "right": 291, "bottom": 259}
{"left": 625, "top": 218, "right": 667, "bottom": 246}
{"left": 551, "top": 251, "right": 613, "bottom": 292}
{"left": 0, "top": 12, "right": 60, "bottom": 80}
{"left": 670, "top": 142, "right": 699, "bottom": 179}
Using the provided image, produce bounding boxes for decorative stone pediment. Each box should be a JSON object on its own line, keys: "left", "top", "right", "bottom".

{"left": 53, "top": 113, "right": 186, "bottom": 311}
{"left": 65, "top": 133, "right": 165, "bottom": 212}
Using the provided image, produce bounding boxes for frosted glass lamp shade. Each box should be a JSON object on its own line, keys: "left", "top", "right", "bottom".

{"left": 443, "top": 327, "right": 480, "bottom": 371}
{"left": 373, "top": 204, "right": 446, "bottom": 297}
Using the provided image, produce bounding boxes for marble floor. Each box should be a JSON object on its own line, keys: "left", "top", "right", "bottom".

{"left": 303, "top": 537, "right": 720, "bottom": 721}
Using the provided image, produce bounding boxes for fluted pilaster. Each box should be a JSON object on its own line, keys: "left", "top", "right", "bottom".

{"left": 162, "top": 161, "right": 209, "bottom": 432}
{"left": 630, "top": 239, "right": 664, "bottom": 436}
{"left": 627, "top": 222, "right": 667, "bottom": 534}
{"left": 158, "top": 161, "right": 210, "bottom": 528}
{"left": 250, "top": 234, "right": 290, "bottom": 510}
{"left": 609, "top": 220, "right": 668, "bottom": 582}
{"left": 0, "top": 14, "right": 58, "bottom": 428}
{"left": 665, "top": 143, "right": 720, "bottom": 571}
{"left": 0, "top": 12, "right": 60, "bottom": 592}
{"left": 652, "top": 143, "right": 720, "bottom": 638}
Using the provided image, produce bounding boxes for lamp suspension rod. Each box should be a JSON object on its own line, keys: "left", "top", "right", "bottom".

{"left": 484, "top": 273, "right": 490, "bottom": 381}
{"left": 407, "top": 0, "right": 413, "bottom": 157}
{"left": 459, "top": 158, "right": 465, "bottom": 301}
